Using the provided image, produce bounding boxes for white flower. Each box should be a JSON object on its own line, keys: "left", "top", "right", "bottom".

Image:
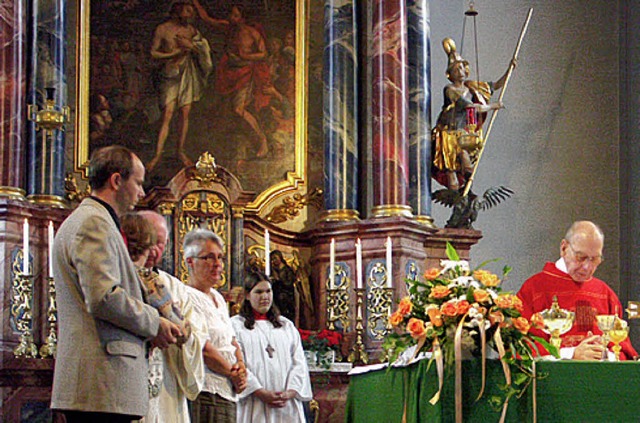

{"left": 440, "top": 260, "right": 470, "bottom": 274}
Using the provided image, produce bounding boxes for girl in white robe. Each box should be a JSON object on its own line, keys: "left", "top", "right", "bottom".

{"left": 231, "top": 270, "right": 313, "bottom": 423}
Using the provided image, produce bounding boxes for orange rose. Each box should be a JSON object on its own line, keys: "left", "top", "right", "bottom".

{"left": 473, "top": 289, "right": 490, "bottom": 303}
{"left": 406, "top": 318, "right": 427, "bottom": 339}
{"left": 511, "top": 295, "right": 524, "bottom": 313}
{"left": 430, "top": 285, "right": 451, "bottom": 299}
{"left": 494, "top": 295, "right": 513, "bottom": 309}
{"left": 427, "top": 307, "right": 443, "bottom": 327}
{"left": 530, "top": 313, "right": 544, "bottom": 329}
{"left": 389, "top": 311, "right": 404, "bottom": 327}
{"left": 441, "top": 301, "right": 458, "bottom": 317}
{"left": 456, "top": 300, "right": 471, "bottom": 315}
{"left": 397, "top": 297, "right": 413, "bottom": 315}
{"left": 424, "top": 267, "right": 441, "bottom": 281}
{"left": 513, "top": 317, "right": 531, "bottom": 334}
{"left": 489, "top": 310, "right": 505, "bottom": 326}
{"left": 474, "top": 269, "right": 501, "bottom": 287}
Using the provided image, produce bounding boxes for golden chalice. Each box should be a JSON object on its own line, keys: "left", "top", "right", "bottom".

{"left": 608, "top": 317, "right": 629, "bottom": 361}
{"left": 596, "top": 314, "right": 617, "bottom": 358}
{"left": 540, "top": 296, "right": 575, "bottom": 350}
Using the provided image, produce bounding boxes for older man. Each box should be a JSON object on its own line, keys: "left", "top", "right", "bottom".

{"left": 138, "top": 210, "right": 207, "bottom": 423}
{"left": 517, "top": 220, "right": 637, "bottom": 360}
{"left": 183, "top": 228, "right": 247, "bottom": 422}
{"left": 51, "top": 146, "right": 182, "bottom": 422}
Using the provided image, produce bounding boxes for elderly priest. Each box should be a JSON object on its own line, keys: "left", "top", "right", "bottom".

{"left": 517, "top": 220, "right": 637, "bottom": 360}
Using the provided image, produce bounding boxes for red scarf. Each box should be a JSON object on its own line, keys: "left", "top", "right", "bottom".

{"left": 253, "top": 309, "right": 268, "bottom": 320}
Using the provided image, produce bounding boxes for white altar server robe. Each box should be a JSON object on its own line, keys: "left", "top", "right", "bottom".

{"left": 231, "top": 316, "right": 313, "bottom": 423}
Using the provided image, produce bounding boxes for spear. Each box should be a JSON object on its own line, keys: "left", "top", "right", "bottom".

{"left": 462, "top": 8, "right": 533, "bottom": 197}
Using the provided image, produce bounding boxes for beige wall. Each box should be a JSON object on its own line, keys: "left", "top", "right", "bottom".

{"left": 428, "top": 1, "right": 621, "bottom": 293}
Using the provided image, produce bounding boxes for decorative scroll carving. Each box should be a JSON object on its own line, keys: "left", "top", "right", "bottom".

{"left": 194, "top": 152, "right": 220, "bottom": 187}
{"left": 326, "top": 263, "right": 351, "bottom": 332}
{"left": 366, "top": 262, "right": 393, "bottom": 340}
{"left": 176, "top": 191, "right": 230, "bottom": 286}
{"left": 265, "top": 188, "right": 323, "bottom": 224}
{"left": 64, "top": 172, "right": 90, "bottom": 202}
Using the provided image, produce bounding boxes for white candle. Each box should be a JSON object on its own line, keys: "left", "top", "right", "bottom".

{"left": 22, "top": 218, "right": 29, "bottom": 275}
{"left": 48, "top": 221, "right": 54, "bottom": 277}
{"left": 355, "top": 238, "right": 363, "bottom": 289}
{"left": 386, "top": 236, "right": 392, "bottom": 288}
{"left": 329, "top": 238, "right": 335, "bottom": 289}
{"left": 264, "top": 229, "right": 270, "bottom": 277}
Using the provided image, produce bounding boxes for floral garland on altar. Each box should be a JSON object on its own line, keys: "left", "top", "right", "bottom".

{"left": 383, "top": 243, "right": 558, "bottom": 421}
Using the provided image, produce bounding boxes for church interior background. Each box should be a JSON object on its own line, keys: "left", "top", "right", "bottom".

{"left": 2, "top": 0, "right": 640, "bottom": 421}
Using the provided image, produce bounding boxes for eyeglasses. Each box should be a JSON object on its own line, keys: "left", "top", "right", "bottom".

{"left": 567, "top": 244, "right": 603, "bottom": 265}
{"left": 193, "top": 254, "right": 224, "bottom": 264}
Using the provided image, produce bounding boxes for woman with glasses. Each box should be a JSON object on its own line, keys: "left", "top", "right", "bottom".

{"left": 231, "top": 268, "right": 312, "bottom": 423}
{"left": 183, "top": 228, "right": 247, "bottom": 422}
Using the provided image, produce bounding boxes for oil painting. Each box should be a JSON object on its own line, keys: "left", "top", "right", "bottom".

{"left": 77, "top": 0, "right": 305, "bottom": 193}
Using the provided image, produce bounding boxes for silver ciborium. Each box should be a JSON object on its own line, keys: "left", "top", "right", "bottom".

{"left": 540, "top": 296, "right": 575, "bottom": 350}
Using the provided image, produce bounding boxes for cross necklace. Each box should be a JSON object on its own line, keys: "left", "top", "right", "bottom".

{"left": 255, "top": 322, "right": 275, "bottom": 358}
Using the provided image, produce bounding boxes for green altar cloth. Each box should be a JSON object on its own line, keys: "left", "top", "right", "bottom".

{"left": 345, "top": 359, "right": 640, "bottom": 422}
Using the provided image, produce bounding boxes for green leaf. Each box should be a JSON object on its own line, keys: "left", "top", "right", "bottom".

{"left": 502, "top": 265, "right": 513, "bottom": 278}
{"left": 445, "top": 242, "right": 460, "bottom": 261}
{"left": 475, "top": 258, "right": 501, "bottom": 270}
{"left": 513, "top": 371, "right": 528, "bottom": 386}
{"left": 529, "top": 335, "right": 560, "bottom": 358}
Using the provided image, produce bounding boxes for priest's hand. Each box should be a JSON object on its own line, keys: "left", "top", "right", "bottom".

{"left": 573, "top": 332, "right": 605, "bottom": 360}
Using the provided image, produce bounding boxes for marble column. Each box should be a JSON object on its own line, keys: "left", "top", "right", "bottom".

{"left": 26, "top": 0, "right": 67, "bottom": 207}
{"left": 407, "top": 0, "right": 434, "bottom": 226}
{"left": 231, "top": 207, "right": 245, "bottom": 287}
{"left": 160, "top": 204, "right": 175, "bottom": 274}
{"left": 370, "top": 0, "right": 412, "bottom": 218}
{"left": 0, "top": 0, "right": 28, "bottom": 199}
{"left": 322, "top": 0, "right": 359, "bottom": 222}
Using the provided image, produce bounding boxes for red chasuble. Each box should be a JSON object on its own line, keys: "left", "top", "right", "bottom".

{"left": 517, "top": 262, "right": 637, "bottom": 360}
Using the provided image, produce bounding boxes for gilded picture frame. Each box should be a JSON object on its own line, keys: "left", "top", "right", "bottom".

{"left": 74, "top": 0, "right": 308, "bottom": 211}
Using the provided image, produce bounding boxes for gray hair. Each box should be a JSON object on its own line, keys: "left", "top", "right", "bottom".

{"left": 564, "top": 220, "right": 604, "bottom": 244}
{"left": 183, "top": 228, "right": 224, "bottom": 259}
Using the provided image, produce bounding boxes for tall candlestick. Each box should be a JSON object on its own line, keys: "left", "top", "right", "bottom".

{"left": 48, "top": 221, "right": 54, "bottom": 277}
{"left": 22, "top": 218, "right": 29, "bottom": 275}
{"left": 386, "top": 236, "right": 392, "bottom": 288}
{"left": 264, "top": 229, "right": 270, "bottom": 277}
{"left": 329, "top": 238, "right": 335, "bottom": 289}
{"left": 355, "top": 238, "right": 363, "bottom": 289}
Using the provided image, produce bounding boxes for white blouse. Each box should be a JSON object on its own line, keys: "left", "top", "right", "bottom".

{"left": 187, "top": 287, "right": 238, "bottom": 402}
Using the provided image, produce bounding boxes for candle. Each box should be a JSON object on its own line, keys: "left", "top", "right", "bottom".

{"left": 48, "top": 221, "right": 54, "bottom": 277}
{"left": 22, "top": 218, "right": 29, "bottom": 275}
{"left": 329, "top": 238, "right": 335, "bottom": 289}
{"left": 264, "top": 229, "right": 270, "bottom": 277}
{"left": 386, "top": 236, "right": 392, "bottom": 288}
{"left": 355, "top": 238, "right": 363, "bottom": 289}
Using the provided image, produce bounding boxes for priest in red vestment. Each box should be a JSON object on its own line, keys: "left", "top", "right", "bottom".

{"left": 517, "top": 220, "right": 637, "bottom": 360}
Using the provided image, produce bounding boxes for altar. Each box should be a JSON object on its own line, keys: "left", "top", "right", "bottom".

{"left": 345, "top": 358, "right": 640, "bottom": 422}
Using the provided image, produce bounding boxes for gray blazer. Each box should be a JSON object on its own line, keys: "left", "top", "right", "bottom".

{"left": 51, "top": 197, "right": 160, "bottom": 416}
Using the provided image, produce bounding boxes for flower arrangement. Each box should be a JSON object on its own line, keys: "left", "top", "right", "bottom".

{"left": 299, "top": 329, "right": 342, "bottom": 353}
{"left": 383, "top": 243, "right": 557, "bottom": 410}
{"left": 299, "top": 329, "right": 343, "bottom": 370}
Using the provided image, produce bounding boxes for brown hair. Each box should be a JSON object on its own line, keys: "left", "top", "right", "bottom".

{"left": 88, "top": 145, "right": 135, "bottom": 190}
{"left": 121, "top": 213, "right": 157, "bottom": 262}
{"left": 239, "top": 267, "right": 282, "bottom": 330}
